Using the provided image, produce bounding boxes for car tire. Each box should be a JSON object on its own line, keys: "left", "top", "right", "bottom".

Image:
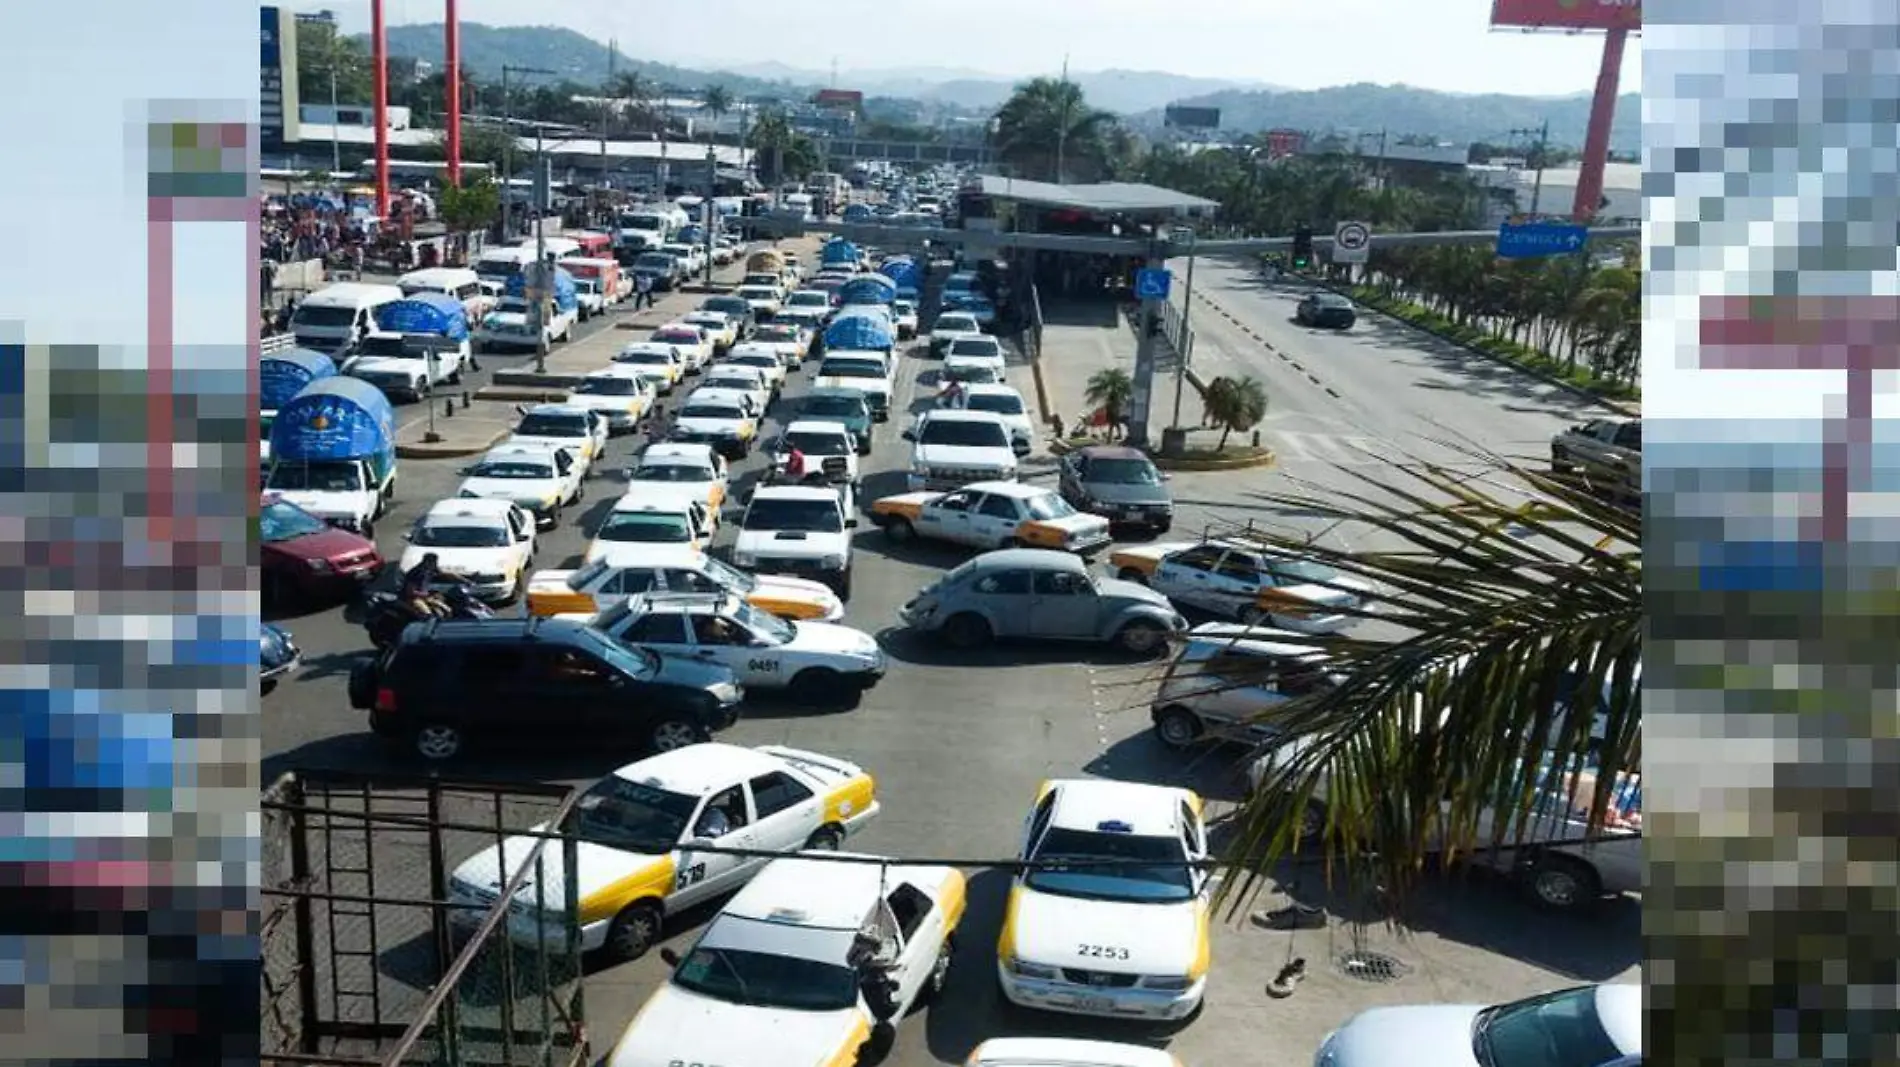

{"left": 789, "top": 668, "right": 848, "bottom": 707}
{"left": 884, "top": 517, "right": 916, "bottom": 543}
{"left": 412, "top": 723, "right": 464, "bottom": 762}
{"left": 805, "top": 826, "right": 844, "bottom": 851}
{"left": 1117, "top": 566, "right": 1148, "bottom": 585}
{"left": 1115, "top": 619, "right": 1168, "bottom": 657}
{"left": 1153, "top": 706, "right": 1203, "bottom": 749}
{"left": 1521, "top": 853, "right": 1602, "bottom": 913}
{"left": 604, "top": 903, "right": 662, "bottom": 963}
{"left": 940, "top": 613, "right": 992, "bottom": 649}
{"left": 359, "top": 517, "right": 376, "bottom": 542}
{"left": 648, "top": 716, "right": 709, "bottom": 753}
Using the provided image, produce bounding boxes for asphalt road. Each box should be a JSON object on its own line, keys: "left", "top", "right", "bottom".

{"left": 262, "top": 260, "right": 1641, "bottom": 1067}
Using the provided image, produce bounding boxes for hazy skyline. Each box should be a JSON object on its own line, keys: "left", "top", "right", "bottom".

{"left": 323, "top": 0, "right": 1642, "bottom": 98}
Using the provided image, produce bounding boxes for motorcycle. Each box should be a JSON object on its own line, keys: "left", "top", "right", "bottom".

{"left": 360, "top": 584, "right": 494, "bottom": 650}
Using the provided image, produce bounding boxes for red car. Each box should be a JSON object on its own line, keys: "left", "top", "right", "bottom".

{"left": 260, "top": 494, "right": 384, "bottom": 604}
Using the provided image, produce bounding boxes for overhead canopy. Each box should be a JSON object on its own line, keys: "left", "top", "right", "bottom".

{"left": 259, "top": 348, "right": 337, "bottom": 412}
{"left": 877, "top": 257, "right": 920, "bottom": 290}
{"left": 823, "top": 308, "right": 894, "bottom": 351}
{"left": 820, "top": 240, "right": 860, "bottom": 266}
{"left": 963, "top": 176, "right": 1220, "bottom": 220}
{"left": 839, "top": 275, "right": 897, "bottom": 306}
{"left": 269, "top": 375, "right": 395, "bottom": 461}
{"left": 375, "top": 293, "right": 470, "bottom": 341}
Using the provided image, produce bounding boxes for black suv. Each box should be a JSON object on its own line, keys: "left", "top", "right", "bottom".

{"left": 348, "top": 617, "right": 744, "bottom": 762}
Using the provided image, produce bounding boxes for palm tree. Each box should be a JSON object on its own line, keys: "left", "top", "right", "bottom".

{"left": 702, "top": 84, "right": 733, "bottom": 138}
{"left": 1218, "top": 452, "right": 1642, "bottom": 919}
{"left": 1201, "top": 375, "right": 1268, "bottom": 450}
{"left": 1082, "top": 368, "right": 1134, "bottom": 438}
{"left": 608, "top": 71, "right": 655, "bottom": 134}
{"left": 990, "top": 77, "right": 1120, "bottom": 183}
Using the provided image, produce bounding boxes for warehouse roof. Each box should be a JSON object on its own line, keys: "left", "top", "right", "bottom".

{"left": 291, "top": 124, "right": 748, "bottom": 165}
{"left": 965, "top": 176, "right": 1219, "bottom": 217}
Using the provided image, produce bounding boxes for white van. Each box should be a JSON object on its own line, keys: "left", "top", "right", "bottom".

{"left": 397, "top": 266, "right": 491, "bottom": 324}
{"left": 778, "top": 192, "right": 815, "bottom": 221}
{"left": 290, "top": 282, "right": 406, "bottom": 354}
{"left": 535, "top": 236, "right": 582, "bottom": 261}
{"left": 473, "top": 246, "right": 541, "bottom": 284}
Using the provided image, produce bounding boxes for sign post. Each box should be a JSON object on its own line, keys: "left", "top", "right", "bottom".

{"left": 1496, "top": 219, "right": 1589, "bottom": 259}
{"left": 1332, "top": 220, "right": 1371, "bottom": 265}
{"left": 1128, "top": 260, "right": 1172, "bottom": 448}
{"left": 1169, "top": 227, "right": 1198, "bottom": 433}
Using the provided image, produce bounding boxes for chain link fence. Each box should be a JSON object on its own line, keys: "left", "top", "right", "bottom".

{"left": 262, "top": 770, "right": 587, "bottom": 1067}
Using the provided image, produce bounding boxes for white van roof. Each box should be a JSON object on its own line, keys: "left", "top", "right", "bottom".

{"left": 398, "top": 267, "right": 479, "bottom": 288}
{"left": 476, "top": 247, "right": 539, "bottom": 265}
{"left": 303, "top": 282, "right": 404, "bottom": 308}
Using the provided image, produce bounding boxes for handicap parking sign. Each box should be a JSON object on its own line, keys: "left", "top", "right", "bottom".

{"left": 1135, "top": 268, "right": 1172, "bottom": 301}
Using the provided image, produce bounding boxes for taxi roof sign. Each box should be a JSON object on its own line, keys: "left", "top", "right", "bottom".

{"left": 1096, "top": 820, "right": 1134, "bottom": 833}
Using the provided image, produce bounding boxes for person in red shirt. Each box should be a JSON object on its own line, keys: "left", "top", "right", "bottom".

{"left": 784, "top": 443, "right": 808, "bottom": 482}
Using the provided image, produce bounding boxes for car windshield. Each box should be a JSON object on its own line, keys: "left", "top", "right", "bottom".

{"left": 559, "top": 776, "right": 697, "bottom": 854}
{"left": 1088, "top": 457, "right": 1162, "bottom": 485}
{"left": 1271, "top": 559, "right": 1340, "bottom": 584}
{"left": 259, "top": 501, "right": 331, "bottom": 542}
{"left": 704, "top": 376, "right": 758, "bottom": 393}
{"left": 620, "top": 350, "right": 671, "bottom": 366}
{"left": 945, "top": 276, "right": 975, "bottom": 292}
{"left": 655, "top": 331, "right": 698, "bottom": 344}
{"left": 495, "top": 298, "right": 530, "bottom": 314}
{"left": 704, "top": 298, "right": 749, "bottom": 316}
{"left": 1022, "top": 494, "right": 1078, "bottom": 521}
{"left": 671, "top": 940, "right": 859, "bottom": 1012}
{"left": 267, "top": 462, "right": 363, "bottom": 491}
{"left": 413, "top": 523, "right": 511, "bottom": 548}
{"left": 1315, "top": 294, "right": 1353, "bottom": 309}
{"left": 354, "top": 336, "right": 409, "bottom": 357}
{"left": 575, "top": 377, "right": 639, "bottom": 396}
{"left": 821, "top": 360, "right": 883, "bottom": 379}
{"left": 805, "top": 395, "right": 866, "bottom": 419}
{"left": 894, "top": 302, "right": 916, "bottom": 316}
{"left": 470, "top": 458, "right": 554, "bottom": 480}
{"left": 788, "top": 292, "right": 827, "bottom": 306}
{"left": 731, "top": 354, "right": 777, "bottom": 369}
{"left": 739, "top": 288, "right": 777, "bottom": 301}
{"left": 755, "top": 326, "right": 800, "bottom": 342}
{"left": 920, "top": 419, "right": 1007, "bottom": 447}
{"left": 636, "top": 254, "right": 674, "bottom": 270}
{"left": 1025, "top": 828, "right": 1195, "bottom": 903}
{"left": 698, "top": 556, "right": 758, "bottom": 593}
{"left": 733, "top": 599, "right": 796, "bottom": 643}
{"left": 744, "top": 496, "right": 843, "bottom": 534}
{"left": 785, "top": 430, "right": 850, "bottom": 456}
{"left": 576, "top": 280, "right": 599, "bottom": 294}
{"left": 944, "top": 364, "right": 1000, "bottom": 384}
{"left": 291, "top": 305, "right": 356, "bottom": 328}
{"left": 949, "top": 339, "right": 999, "bottom": 357}
{"left": 597, "top": 511, "right": 693, "bottom": 543}
{"left": 1473, "top": 986, "right": 1625, "bottom": 1067}
{"left": 516, "top": 415, "right": 588, "bottom": 438}
{"left": 680, "top": 403, "right": 744, "bottom": 421}
{"left": 966, "top": 393, "right": 1024, "bottom": 417}
{"left": 936, "top": 316, "right": 977, "bottom": 332}
{"left": 630, "top": 462, "right": 712, "bottom": 483}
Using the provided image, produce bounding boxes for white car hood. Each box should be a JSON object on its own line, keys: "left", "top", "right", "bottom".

{"left": 1322, "top": 1004, "right": 1484, "bottom": 1067}
{"left": 452, "top": 833, "right": 669, "bottom": 917}
{"left": 460, "top": 476, "right": 559, "bottom": 504}
{"left": 346, "top": 356, "right": 426, "bottom": 376}
{"left": 787, "top": 620, "right": 881, "bottom": 659}
{"left": 735, "top": 527, "right": 847, "bottom": 559}
{"left": 815, "top": 376, "right": 890, "bottom": 397}
{"left": 675, "top": 415, "right": 746, "bottom": 436}
{"left": 267, "top": 488, "right": 376, "bottom": 519}
{"left": 915, "top": 443, "right": 1015, "bottom": 469}
{"left": 567, "top": 394, "right": 640, "bottom": 413}
{"left": 507, "top": 434, "right": 590, "bottom": 458}
{"left": 1011, "top": 889, "right": 1202, "bottom": 977}
{"left": 399, "top": 545, "right": 512, "bottom": 577}
{"left": 606, "top": 983, "right": 866, "bottom": 1067}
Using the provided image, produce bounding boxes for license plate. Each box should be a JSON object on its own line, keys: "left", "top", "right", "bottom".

{"left": 1075, "top": 996, "right": 1115, "bottom": 1013}
{"left": 1120, "top": 509, "right": 1142, "bottom": 520}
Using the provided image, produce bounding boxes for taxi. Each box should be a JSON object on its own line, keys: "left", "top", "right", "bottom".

{"left": 456, "top": 443, "right": 584, "bottom": 529}
{"left": 680, "top": 309, "right": 740, "bottom": 353}
{"left": 625, "top": 442, "right": 729, "bottom": 514}
{"left": 672, "top": 388, "right": 761, "bottom": 460}
{"left": 872, "top": 481, "right": 1111, "bottom": 554}
{"left": 604, "top": 852, "right": 964, "bottom": 1067}
{"left": 1108, "top": 539, "right": 1374, "bottom": 632}
{"left": 722, "top": 343, "right": 790, "bottom": 395}
{"left": 578, "top": 490, "right": 715, "bottom": 563}
{"left": 967, "top": 1039, "right": 1184, "bottom": 1067}
{"left": 397, "top": 499, "right": 537, "bottom": 604}
{"left": 613, "top": 342, "right": 688, "bottom": 394}
{"left": 748, "top": 321, "right": 811, "bottom": 368}
{"left": 651, "top": 323, "right": 715, "bottom": 371}
{"left": 507, "top": 404, "right": 607, "bottom": 475}
{"left": 697, "top": 365, "right": 772, "bottom": 419}
{"left": 448, "top": 743, "right": 880, "bottom": 962}
{"left": 997, "top": 778, "right": 1213, "bottom": 1023}
{"left": 564, "top": 367, "right": 656, "bottom": 435}
{"left": 529, "top": 547, "right": 845, "bottom": 621}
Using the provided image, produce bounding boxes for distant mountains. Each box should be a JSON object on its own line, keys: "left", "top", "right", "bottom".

{"left": 367, "top": 23, "right": 1636, "bottom": 151}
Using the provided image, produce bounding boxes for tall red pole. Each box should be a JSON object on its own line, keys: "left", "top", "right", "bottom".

{"left": 1570, "top": 27, "right": 1628, "bottom": 222}
{"left": 371, "top": 0, "right": 390, "bottom": 218}
{"left": 445, "top": 0, "right": 462, "bottom": 186}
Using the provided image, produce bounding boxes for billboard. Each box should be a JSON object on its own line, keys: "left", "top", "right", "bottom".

{"left": 1264, "top": 128, "right": 1305, "bottom": 159}
{"left": 1490, "top": 0, "right": 1641, "bottom": 31}
{"left": 813, "top": 89, "right": 864, "bottom": 110}
{"left": 1164, "top": 106, "right": 1221, "bottom": 130}
{"left": 261, "top": 7, "right": 281, "bottom": 67}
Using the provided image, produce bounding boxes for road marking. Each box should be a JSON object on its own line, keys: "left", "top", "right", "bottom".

{"left": 1268, "top": 429, "right": 1390, "bottom": 466}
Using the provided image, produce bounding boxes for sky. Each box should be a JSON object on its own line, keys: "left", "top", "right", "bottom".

{"left": 331, "top": 0, "right": 1642, "bottom": 97}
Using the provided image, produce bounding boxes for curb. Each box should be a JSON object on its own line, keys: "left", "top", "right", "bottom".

{"left": 491, "top": 371, "right": 589, "bottom": 390}
{"left": 1154, "top": 447, "right": 1277, "bottom": 473}
{"left": 477, "top": 386, "right": 570, "bottom": 403}
{"left": 1305, "top": 278, "right": 1640, "bottom": 416}
{"left": 396, "top": 425, "right": 512, "bottom": 460}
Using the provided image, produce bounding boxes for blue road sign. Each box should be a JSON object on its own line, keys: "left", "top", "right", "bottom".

{"left": 1496, "top": 220, "right": 1590, "bottom": 259}
{"left": 1135, "top": 268, "right": 1173, "bottom": 301}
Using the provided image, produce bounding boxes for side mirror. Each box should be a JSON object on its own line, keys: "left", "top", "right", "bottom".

{"left": 1161, "top": 472, "right": 1173, "bottom": 481}
{"left": 846, "top": 515, "right": 859, "bottom": 529}
{"left": 900, "top": 430, "right": 916, "bottom": 442}
{"left": 457, "top": 467, "right": 473, "bottom": 477}
{"left": 659, "top": 947, "right": 682, "bottom": 967}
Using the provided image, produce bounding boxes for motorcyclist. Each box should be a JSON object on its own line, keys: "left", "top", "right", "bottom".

{"left": 400, "top": 552, "right": 472, "bottom": 617}
{"left": 939, "top": 376, "right": 964, "bottom": 408}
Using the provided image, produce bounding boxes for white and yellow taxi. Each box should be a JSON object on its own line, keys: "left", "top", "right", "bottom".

{"left": 605, "top": 852, "right": 965, "bottom": 1067}
{"left": 680, "top": 309, "right": 740, "bottom": 352}
{"left": 625, "top": 442, "right": 729, "bottom": 515}
{"left": 697, "top": 365, "right": 772, "bottom": 419}
{"left": 613, "top": 341, "right": 688, "bottom": 394}
{"left": 672, "top": 388, "right": 760, "bottom": 460}
{"left": 507, "top": 404, "right": 607, "bottom": 476}
{"left": 997, "top": 778, "right": 1212, "bottom": 1023}
{"left": 722, "top": 342, "right": 790, "bottom": 394}
{"left": 533, "top": 543, "right": 845, "bottom": 621}
{"left": 397, "top": 498, "right": 537, "bottom": 604}
{"left": 581, "top": 489, "right": 715, "bottom": 564}
{"left": 651, "top": 323, "right": 715, "bottom": 371}
{"left": 872, "top": 481, "right": 1111, "bottom": 554}
{"left": 564, "top": 366, "right": 656, "bottom": 435}
{"left": 448, "top": 743, "right": 880, "bottom": 962}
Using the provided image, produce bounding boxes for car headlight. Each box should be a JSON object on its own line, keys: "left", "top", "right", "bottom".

{"left": 820, "top": 554, "right": 847, "bottom": 569}
{"left": 732, "top": 550, "right": 757, "bottom": 567}
{"left": 710, "top": 682, "right": 742, "bottom": 704}
{"left": 1144, "top": 975, "right": 1193, "bottom": 992}
{"left": 306, "top": 558, "right": 333, "bottom": 572}
{"left": 1004, "top": 957, "right": 1058, "bottom": 980}
{"left": 459, "top": 489, "right": 481, "bottom": 499}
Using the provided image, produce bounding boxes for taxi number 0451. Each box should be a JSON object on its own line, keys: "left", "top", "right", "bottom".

{"left": 1078, "top": 943, "right": 1131, "bottom": 960}
{"left": 746, "top": 658, "right": 779, "bottom": 673}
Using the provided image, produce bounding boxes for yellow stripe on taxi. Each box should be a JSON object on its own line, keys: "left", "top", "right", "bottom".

{"left": 995, "top": 884, "right": 1024, "bottom": 958}
{"left": 1108, "top": 548, "right": 1162, "bottom": 575}
{"left": 527, "top": 590, "right": 598, "bottom": 618}
{"left": 749, "top": 592, "right": 832, "bottom": 621}
{"left": 1187, "top": 898, "right": 1212, "bottom": 980}
{"left": 871, "top": 498, "right": 925, "bottom": 521}
{"left": 820, "top": 1013, "right": 873, "bottom": 1067}
{"left": 822, "top": 773, "right": 876, "bottom": 827}
{"left": 576, "top": 855, "right": 677, "bottom": 926}
{"left": 938, "top": 868, "right": 969, "bottom": 932}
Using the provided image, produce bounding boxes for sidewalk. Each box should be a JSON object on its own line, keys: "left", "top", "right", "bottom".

{"left": 394, "top": 399, "right": 517, "bottom": 459}
{"left": 1021, "top": 295, "right": 1208, "bottom": 441}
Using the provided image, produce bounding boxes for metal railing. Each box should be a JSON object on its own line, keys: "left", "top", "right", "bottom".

{"left": 262, "top": 333, "right": 298, "bottom": 355}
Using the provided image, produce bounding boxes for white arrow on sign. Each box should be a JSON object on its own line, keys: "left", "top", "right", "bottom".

{"left": 1332, "top": 220, "right": 1371, "bottom": 264}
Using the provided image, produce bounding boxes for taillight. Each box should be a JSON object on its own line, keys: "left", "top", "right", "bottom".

{"left": 374, "top": 687, "right": 398, "bottom": 712}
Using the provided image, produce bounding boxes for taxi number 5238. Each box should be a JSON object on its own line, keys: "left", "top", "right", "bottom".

{"left": 1078, "top": 944, "right": 1131, "bottom": 960}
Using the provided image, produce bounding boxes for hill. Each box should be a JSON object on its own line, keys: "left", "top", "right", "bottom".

{"left": 1144, "top": 84, "right": 1640, "bottom": 153}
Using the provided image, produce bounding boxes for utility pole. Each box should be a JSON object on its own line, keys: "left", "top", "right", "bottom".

{"left": 1054, "top": 54, "right": 1070, "bottom": 185}
{"left": 703, "top": 142, "right": 718, "bottom": 286}
{"left": 1510, "top": 120, "right": 1551, "bottom": 217}
{"left": 1127, "top": 236, "right": 1167, "bottom": 449}
{"left": 502, "top": 64, "right": 555, "bottom": 237}
{"left": 326, "top": 29, "right": 341, "bottom": 173}
{"left": 1168, "top": 225, "right": 1197, "bottom": 433}
{"left": 530, "top": 121, "right": 551, "bottom": 373}
{"left": 600, "top": 39, "right": 616, "bottom": 216}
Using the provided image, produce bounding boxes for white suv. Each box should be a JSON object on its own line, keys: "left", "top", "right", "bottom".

{"left": 731, "top": 485, "right": 857, "bottom": 599}
{"left": 905, "top": 408, "right": 1018, "bottom": 491}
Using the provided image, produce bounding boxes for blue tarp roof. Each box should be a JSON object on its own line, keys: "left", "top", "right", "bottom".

{"left": 269, "top": 376, "right": 396, "bottom": 461}
{"left": 375, "top": 293, "right": 470, "bottom": 341}
{"left": 824, "top": 308, "right": 895, "bottom": 351}
{"left": 878, "top": 257, "right": 920, "bottom": 288}
{"left": 259, "top": 348, "right": 337, "bottom": 411}
{"left": 504, "top": 266, "right": 579, "bottom": 311}
{"left": 839, "top": 275, "right": 897, "bottom": 306}
{"left": 821, "top": 240, "right": 860, "bottom": 265}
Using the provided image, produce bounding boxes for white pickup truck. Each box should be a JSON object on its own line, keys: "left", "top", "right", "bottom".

{"left": 731, "top": 484, "right": 858, "bottom": 600}
{"left": 475, "top": 295, "right": 575, "bottom": 352}
{"left": 340, "top": 332, "right": 467, "bottom": 402}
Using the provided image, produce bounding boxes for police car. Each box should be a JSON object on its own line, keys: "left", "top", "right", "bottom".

{"left": 456, "top": 443, "right": 585, "bottom": 529}
{"left": 576, "top": 591, "right": 886, "bottom": 706}
{"left": 604, "top": 852, "right": 965, "bottom": 1067}
{"left": 997, "top": 778, "right": 1213, "bottom": 1023}
{"left": 447, "top": 743, "right": 880, "bottom": 962}
{"left": 398, "top": 499, "right": 537, "bottom": 604}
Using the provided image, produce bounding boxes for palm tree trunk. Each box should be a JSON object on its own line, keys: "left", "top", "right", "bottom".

{"left": 1217, "top": 424, "right": 1233, "bottom": 450}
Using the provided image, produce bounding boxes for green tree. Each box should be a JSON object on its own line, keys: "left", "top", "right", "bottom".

{"left": 1223, "top": 454, "right": 1642, "bottom": 916}
{"left": 422, "top": 123, "right": 516, "bottom": 171}
{"left": 295, "top": 20, "right": 372, "bottom": 109}
{"left": 438, "top": 175, "right": 500, "bottom": 236}
{"left": 1201, "top": 375, "right": 1269, "bottom": 450}
{"left": 1082, "top": 368, "right": 1134, "bottom": 436}
{"left": 746, "top": 110, "right": 819, "bottom": 184}
{"left": 702, "top": 84, "right": 733, "bottom": 135}
{"left": 609, "top": 72, "right": 657, "bottom": 135}
{"left": 991, "top": 77, "right": 1121, "bottom": 183}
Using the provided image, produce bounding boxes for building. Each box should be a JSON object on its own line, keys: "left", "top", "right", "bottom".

{"left": 269, "top": 120, "right": 748, "bottom": 188}
{"left": 300, "top": 104, "right": 412, "bottom": 130}
{"left": 1469, "top": 162, "right": 1640, "bottom": 226}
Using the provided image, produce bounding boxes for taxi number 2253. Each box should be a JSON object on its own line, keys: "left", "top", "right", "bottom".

{"left": 1078, "top": 944, "right": 1131, "bottom": 960}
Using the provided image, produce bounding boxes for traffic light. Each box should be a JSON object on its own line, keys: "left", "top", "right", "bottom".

{"left": 1291, "top": 225, "right": 1314, "bottom": 270}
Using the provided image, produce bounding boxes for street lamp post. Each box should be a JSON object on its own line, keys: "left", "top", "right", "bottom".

{"left": 501, "top": 64, "right": 555, "bottom": 237}
{"left": 703, "top": 143, "right": 718, "bottom": 286}
{"left": 531, "top": 120, "right": 551, "bottom": 372}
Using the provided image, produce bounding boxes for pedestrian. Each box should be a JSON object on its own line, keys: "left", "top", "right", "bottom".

{"left": 634, "top": 270, "right": 655, "bottom": 310}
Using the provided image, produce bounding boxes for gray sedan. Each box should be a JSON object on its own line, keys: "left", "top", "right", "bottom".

{"left": 897, "top": 548, "right": 1187, "bottom": 655}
